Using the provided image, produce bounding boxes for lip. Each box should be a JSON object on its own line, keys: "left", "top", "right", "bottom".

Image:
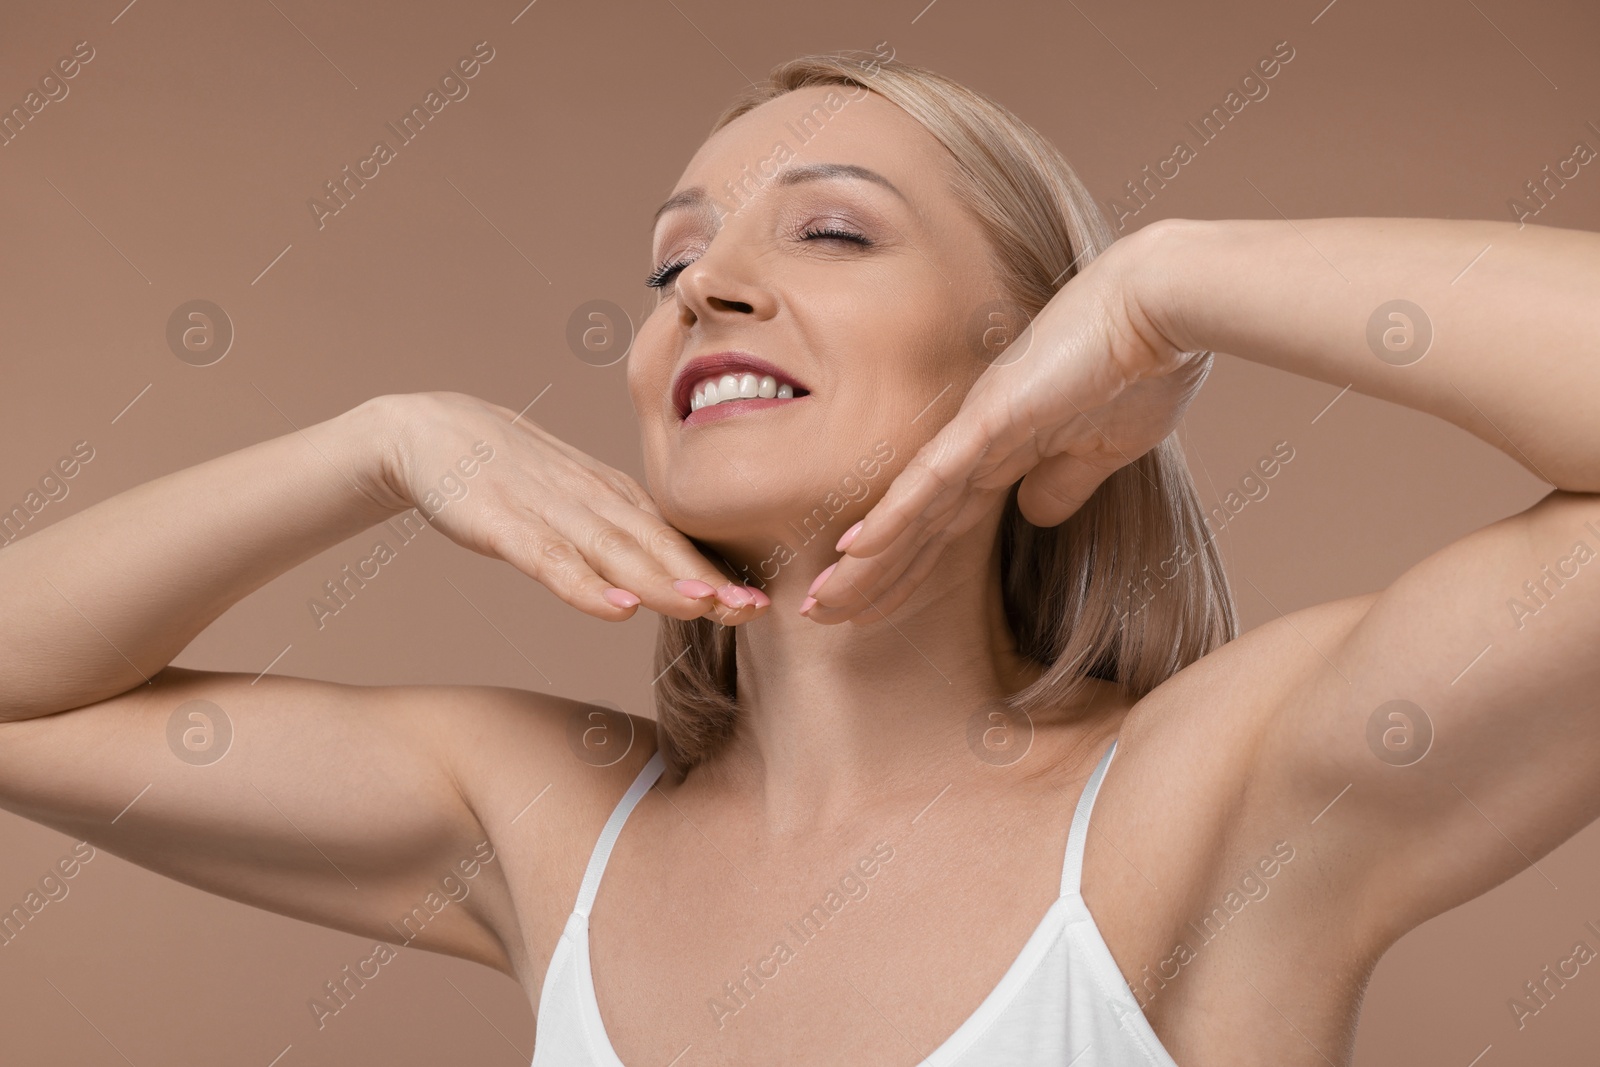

{"left": 682, "top": 394, "right": 808, "bottom": 427}
{"left": 670, "top": 352, "right": 811, "bottom": 421}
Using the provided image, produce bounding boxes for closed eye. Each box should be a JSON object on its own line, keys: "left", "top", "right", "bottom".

{"left": 795, "top": 225, "right": 872, "bottom": 246}
{"left": 645, "top": 226, "right": 875, "bottom": 289}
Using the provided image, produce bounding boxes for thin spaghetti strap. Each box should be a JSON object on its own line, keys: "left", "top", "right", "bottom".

{"left": 573, "top": 749, "right": 666, "bottom": 919}
{"left": 1060, "top": 737, "right": 1119, "bottom": 897}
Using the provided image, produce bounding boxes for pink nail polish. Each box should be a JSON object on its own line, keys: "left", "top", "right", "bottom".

{"left": 717, "top": 584, "right": 753, "bottom": 608}
{"left": 603, "top": 587, "right": 640, "bottom": 609}
{"left": 799, "top": 596, "right": 817, "bottom": 615}
{"left": 835, "top": 520, "right": 864, "bottom": 552}
{"left": 673, "top": 579, "right": 716, "bottom": 599}
{"left": 745, "top": 587, "right": 771, "bottom": 608}
{"left": 807, "top": 563, "right": 837, "bottom": 598}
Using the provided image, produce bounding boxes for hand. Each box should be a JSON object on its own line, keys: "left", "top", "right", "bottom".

{"left": 369, "top": 391, "right": 768, "bottom": 624}
{"left": 803, "top": 232, "right": 1212, "bottom": 624}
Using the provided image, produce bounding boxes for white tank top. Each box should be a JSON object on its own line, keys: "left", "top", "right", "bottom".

{"left": 530, "top": 737, "right": 1180, "bottom": 1066}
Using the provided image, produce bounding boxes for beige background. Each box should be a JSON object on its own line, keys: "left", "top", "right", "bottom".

{"left": 2, "top": 0, "right": 1598, "bottom": 1062}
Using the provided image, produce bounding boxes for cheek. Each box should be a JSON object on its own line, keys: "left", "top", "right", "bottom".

{"left": 622, "top": 352, "right": 672, "bottom": 485}
{"left": 624, "top": 369, "right": 649, "bottom": 419}
{"left": 629, "top": 392, "right": 667, "bottom": 481}
{"left": 626, "top": 318, "right": 675, "bottom": 412}
{"left": 852, "top": 324, "right": 979, "bottom": 423}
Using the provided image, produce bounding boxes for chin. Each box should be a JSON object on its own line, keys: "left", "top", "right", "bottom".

{"left": 658, "top": 481, "right": 813, "bottom": 542}
{"left": 653, "top": 434, "right": 897, "bottom": 558}
{"left": 657, "top": 479, "right": 865, "bottom": 574}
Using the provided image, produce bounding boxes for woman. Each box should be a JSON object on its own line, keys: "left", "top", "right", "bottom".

{"left": 2, "top": 50, "right": 1597, "bottom": 1065}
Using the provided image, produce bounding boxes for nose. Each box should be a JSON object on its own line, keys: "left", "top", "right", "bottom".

{"left": 709, "top": 293, "right": 754, "bottom": 313}
{"left": 683, "top": 292, "right": 755, "bottom": 321}
{"left": 672, "top": 244, "right": 776, "bottom": 329}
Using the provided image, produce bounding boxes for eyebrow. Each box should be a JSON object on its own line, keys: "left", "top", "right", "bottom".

{"left": 651, "top": 162, "right": 910, "bottom": 228}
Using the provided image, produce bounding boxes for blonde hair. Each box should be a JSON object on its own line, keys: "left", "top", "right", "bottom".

{"left": 651, "top": 51, "right": 1237, "bottom": 776}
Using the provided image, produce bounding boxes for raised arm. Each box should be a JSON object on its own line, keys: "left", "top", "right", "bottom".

{"left": 1134, "top": 217, "right": 1600, "bottom": 948}
{"left": 0, "top": 391, "right": 755, "bottom": 973}
{"left": 1, "top": 399, "right": 394, "bottom": 717}
{"left": 804, "top": 213, "right": 1600, "bottom": 959}
{"left": 0, "top": 396, "right": 522, "bottom": 969}
{"left": 1145, "top": 217, "right": 1600, "bottom": 491}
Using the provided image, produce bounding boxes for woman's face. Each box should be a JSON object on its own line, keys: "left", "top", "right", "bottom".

{"left": 629, "top": 84, "right": 1004, "bottom": 568}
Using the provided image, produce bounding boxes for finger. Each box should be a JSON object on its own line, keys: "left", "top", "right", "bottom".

{"left": 814, "top": 475, "right": 1011, "bottom": 618}
{"left": 844, "top": 413, "right": 994, "bottom": 561}
{"left": 848, "top": 528, "right": 958, "bottom": 625}
{"left": 488, "top": 515, "right": 657, "bottom": 622}
{"left": 525, "top": 504, "right": 764, "bottom": 623}
{"left": 805, "top": 518, "right": 945, "bottom": 621}
{"left": 557, "top": 468, "right": 768, "bottom": 620}
{"left": 565, "top": 501, "right": 773, "bottom": 622}
{"left": 550, "top": 457, "right": 768, "bottom": 617}
{"left": 809, "top": 522, "right": 957, "bottom": 626}
{"left": 606, "top": 505, "right": 773, "bottom": 622}
{"left": 811, "top": 485, "right": 1005, "bottom": 622}
{"left": 814, "top": 432, "right": 988, "bottom": 613}
{"left": 1014, "top": 451, "right": 1121, "bottom": 528}
{"left": 807, "top": 485, "right": 969, "bottom": 618}
{"left": 843, "top": 384, "right": 1049, "bottom": 568}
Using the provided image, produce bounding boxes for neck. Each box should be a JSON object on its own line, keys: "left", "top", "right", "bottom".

{"left": 701, "top": 514, "right": 1062, "bottom": 833}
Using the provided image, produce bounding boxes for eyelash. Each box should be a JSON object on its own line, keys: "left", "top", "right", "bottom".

{"left": 645, "top": 225, "right": 874, "bottom": 289}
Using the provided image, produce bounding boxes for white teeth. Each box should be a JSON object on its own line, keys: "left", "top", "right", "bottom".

{"left": 686, "top": 371, "right": 802, "bottom": 413}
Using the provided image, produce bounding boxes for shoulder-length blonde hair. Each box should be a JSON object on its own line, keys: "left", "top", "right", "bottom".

{"left": 651, "top": 50, "right": 1237, "bottom": 776}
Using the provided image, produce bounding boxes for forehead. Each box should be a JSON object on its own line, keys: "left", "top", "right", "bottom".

{"left": 670, "top": 85, "right": 954, "bottom": 214}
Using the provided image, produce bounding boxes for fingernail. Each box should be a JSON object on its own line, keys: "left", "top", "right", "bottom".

{"left": 717, "top": 584, "right": 754, "bottom": 608}
{"left": 673, "top": 579, "right": 716, "bottom": 599}
{"left": 603, "top": 587, "right": 640, "bottom": 609}
{"left": 745, "top": 586, "right": 771, "bottom": 608}
{"left": 807, "top": 563, "right": 837, "bottom": 598}
{"left": 835, "top": 520, "right": 864, "bottom": 552}
{"left": 799, "top": 596, "right": 817, "bottom": 616}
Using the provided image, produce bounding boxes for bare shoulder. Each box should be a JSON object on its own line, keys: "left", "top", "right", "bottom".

{"left": 1097, "top": 587, "right": 1383, "bottom": 890}
{"left": 1088, "top": 588, "right": 1383, "bottom": 877}
{"left": 1083, "top": 593, "right": 1383, "bottom": 954}
{"left": 424, "top": 684, "right": 662, "bottom": 981}
{"left": 1080, "top": 592, "right": 1386, "bottom": 1053}
{"left": 1115, "top": 590, "right": 1382, "bottom": 768}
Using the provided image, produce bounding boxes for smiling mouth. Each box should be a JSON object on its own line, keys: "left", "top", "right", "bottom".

{"left": 672, "top": 355, "right": 812, "bottom": 423}
{"left": 689, "top": 372, "right": 808, "bottom": 412}
{"left": 682, "top": 376, "right": 810, "bottom": 426}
